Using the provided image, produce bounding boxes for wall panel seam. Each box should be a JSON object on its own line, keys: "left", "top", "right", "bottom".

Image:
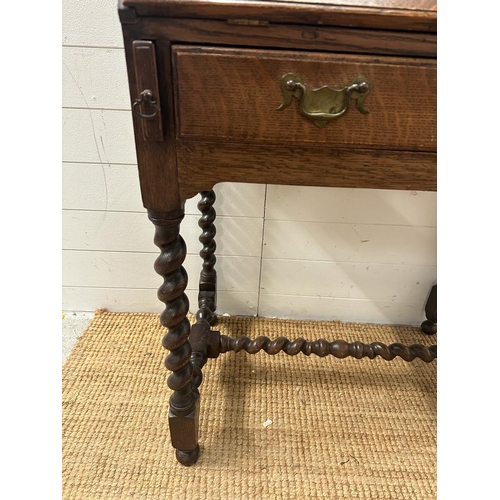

{"left": 259, "top": 293, "right": 426, "bottom": 302}
{"left": 62, "top": 249, "right": 261, "bottom": 258}
{"left": 262, "top": 258, "right": 437, "bottom": 268}
{"left": 62, "top": 45, "right": 124, "bottom": 50}
{"left": 63, "top": 160, "right": 138, "bottom": 166}
{"left": 63, "top": 106, "right": 131, "bottom": 112}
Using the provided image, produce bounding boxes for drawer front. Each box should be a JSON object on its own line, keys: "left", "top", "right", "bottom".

{"left": 173, "top": 46, "right": 436, "bottom": 152}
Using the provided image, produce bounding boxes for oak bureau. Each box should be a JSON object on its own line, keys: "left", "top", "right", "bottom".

{"left": 118, "top": 0, "right": 437, "bottom": 466}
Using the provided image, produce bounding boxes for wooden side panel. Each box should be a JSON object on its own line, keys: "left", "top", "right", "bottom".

{"left": 173, "top": 47, "right": 436, "bottom": 151}
{"left": 122, "top": 31, "right": 180, "bottom": 212}
{"left": 132, "top": 40, "right": 164, "bottom": 141}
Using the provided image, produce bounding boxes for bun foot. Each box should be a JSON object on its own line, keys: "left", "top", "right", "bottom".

{"left": 421, "top": 319, "right": 437, "bottom": 335}
{"left": 175, "top": 445, "right": 200, "bottom": 466}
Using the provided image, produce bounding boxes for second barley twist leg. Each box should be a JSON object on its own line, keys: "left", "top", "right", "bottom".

{"left": 149, "top": 210, "right": 200, "bottom": 466}
{"left": 197, "top": 190, "right": 217, "bottom": 326}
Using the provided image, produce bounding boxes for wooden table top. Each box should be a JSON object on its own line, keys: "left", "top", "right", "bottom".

{"left": 121, "top": 0, "right": 437, "bottom": 32}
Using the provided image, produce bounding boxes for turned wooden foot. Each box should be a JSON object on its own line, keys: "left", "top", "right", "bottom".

{"left": 421, "top": 284, "right": 437, "bottom": 335}
{"left": 149, "top": 209, "right": 201, "bottom": 466}
{"left": 197, "top": 190, "right": 218, "bottom": 326}
{"left": 176, "top": 444, "right": 200, "bottom": 466}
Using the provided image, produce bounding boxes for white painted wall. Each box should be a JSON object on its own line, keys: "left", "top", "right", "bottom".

{"left": 62, "top": 0, "right": 436, "bottom": 325}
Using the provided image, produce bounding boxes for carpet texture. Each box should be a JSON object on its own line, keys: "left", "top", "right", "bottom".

{"left": 62, "top": 310, "right": 437, "bottom": 499}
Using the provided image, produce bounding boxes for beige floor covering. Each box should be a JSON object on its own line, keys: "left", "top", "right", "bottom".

{"left": 62, "top": 310, "right": 437, "bottom": 499}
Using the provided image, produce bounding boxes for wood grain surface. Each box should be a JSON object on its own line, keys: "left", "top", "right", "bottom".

{"left": 124, "top": 0, "right": 436, "bottom": 9}
{"left": 129, "top": 18, "right": 436, "bottom": 58}
{"left": 260, "top": 0, "right": 436, "bottom": 9}
{"left": 173, "top": 46, "right": 436, "bottom": 152}
{"left": 122, "top": 0, "right": 437, "bottom": 32}
{"left": 176, "top": 140, "right": 436, "bottom": 199}
{"left": 123, "top": 35, "right": 182, "bottom": 212}
{"left": 132, "top": 40, "right": 164, "bottom": 141}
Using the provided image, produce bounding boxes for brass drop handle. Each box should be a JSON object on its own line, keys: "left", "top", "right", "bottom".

{"left": 133, "top": 89, "right": 160, "bottom": 120}
{"left": 277, "top": 73, "right": 371, "bottom": 128}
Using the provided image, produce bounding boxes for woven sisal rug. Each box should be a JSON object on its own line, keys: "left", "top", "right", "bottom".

{"left": 62, "top": 310, "right": 437, "bottom": 499}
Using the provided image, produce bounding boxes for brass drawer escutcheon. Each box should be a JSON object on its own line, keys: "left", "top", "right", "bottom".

{"left": 278, "top": 73, "right": 371, "bottom": 128}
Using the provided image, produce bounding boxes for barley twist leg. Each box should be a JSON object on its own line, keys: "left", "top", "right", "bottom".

{"left": 196, "top": 190, "right": 217, "bottom": 326}
{"left": 150, "top": 210, "right": 200, "bottom": 466}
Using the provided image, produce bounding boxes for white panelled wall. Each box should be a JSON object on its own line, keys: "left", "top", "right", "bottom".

{"left": 62, "top": 0, "right": 436, "bottom": 326}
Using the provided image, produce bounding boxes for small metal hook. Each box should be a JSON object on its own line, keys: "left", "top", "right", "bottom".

{"left": 133, "top": 89, "right": 160, "bottom": 119}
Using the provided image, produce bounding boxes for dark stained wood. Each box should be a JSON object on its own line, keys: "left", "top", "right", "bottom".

{"left": 173, "top": 46, "right": 436, "bottom": 152}
{"left": 189, "top": 321, "right": 211, "bottom": 390}
{"left": 149, "top": 210, "right": 200, "bottom": 465}
{"left": 126, "top": 18, "right": 436, "bottom": 58}
{"left": 190, "top": 323, "right": 222, "bottom": 388}
{"left": 219, "top": 333, "right": 437, "bottom": 361}
{"left": 122, "top": 0, "right": 437, "bottom": 32}
{"left": 118, "top": 0, "right": 437, "bottom": 467}
{"left": 262, "top": 0, "right": 436, "bottom": 8}
{"left": 132, "top": 40, "right": 164, "bottom": 141}
{"left": 421, "top": 284, "right": 437, "bottom": 335}
{"left": 122, "top": 31, "right": 181, "bottom": 212}
{"left": 118, "top": 0, "right": 137, "bottom": 23}
{"left": 196, "top": 191, "right": 218, "bottom": 327}
{"left": 124, "top": 0, "right": 437, "bottom": 11}
{"left": 176, "top": 140, "right": 436, "bottom": 199}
